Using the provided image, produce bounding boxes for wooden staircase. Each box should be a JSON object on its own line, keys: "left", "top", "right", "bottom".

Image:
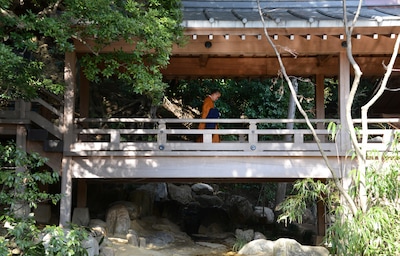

{"left": 0, "top": 92, "right": 64, "bottom": 173}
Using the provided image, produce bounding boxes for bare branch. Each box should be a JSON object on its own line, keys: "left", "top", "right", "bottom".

{"left": 382, "top": 60, "right": 400, "bottom": 72}
{"left": 38, "top": 0, "right": 63, "bottom": 17}
{"left": 257, "top": 0, "right": 358, "bottom": 216}
{"left": 70, "top": 35, "right": 99, "bottom": 56}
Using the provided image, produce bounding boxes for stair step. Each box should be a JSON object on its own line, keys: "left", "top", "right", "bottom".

{"left": 27, "top": 129, "right": 48, "bottom": 141}
{"left": 43, "top": 140, "right": 63, "bottom": 152}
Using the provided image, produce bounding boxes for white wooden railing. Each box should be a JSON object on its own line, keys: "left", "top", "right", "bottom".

{"left": 2, "top": 100, "right": 400, "bottom": 157}
{"left": 69, "top": 118, "right": 340, "bottom": 156}
{"left": 66, "top": 117, "right": 400, "bottom": 156}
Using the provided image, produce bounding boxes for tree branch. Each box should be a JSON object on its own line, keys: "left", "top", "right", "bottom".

{"left": 257, "top": 0, "right": 358, "bottom": 216}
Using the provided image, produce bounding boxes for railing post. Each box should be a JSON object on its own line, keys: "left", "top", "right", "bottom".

{"left": 293, "top": 132, "right": 302, "bottom": 145}
{"left": 249, "top": 121, "right": 258, "bottom": 151}
{"left": 110, "top": 130, "right": 120, "bottom": 150}
{"left": 158, "top": 120, "right": 167, "bottom": 149}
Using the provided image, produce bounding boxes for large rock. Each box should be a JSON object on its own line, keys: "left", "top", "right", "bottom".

{"left": 274, "top": 238, "right": 329, "bottom": 256}
{"left": 235, "top": 229, "right": 254, "bottom": 243}
{"left": 106, "top": 204, "right": 131, "bottom": 236}
{"left": 146, "top": 231, "right": 175, "bottom": 248}
{"left": 82, "top": 235, "right": 100, "bottom": 256}
{"left": 137, "top": 183, "right": 168, "bottom": 201}
{"left": 225, "top": 195, "right": 253, "bottom": 224}
{"left": 72, "top": 207, "right": 90, "bottom": 226}
{"left": 109, "top": 201, "right": 140, "bottom": 220}
{"left": 238, "top": 238, "right": 330, "bottom": 256}
{"left": 129, "top": 190, "right": 154, "bottom": 217}
{"left": 191, "top": 183, "right": 214, "bottom": 195}
{"left": 194, "top": 194, "right": 224, "bottom": 208}
{"left": 167, "top": 183, "right": 193, "bottom": 204}
{"left": 253, "top": 206, "right": 275, "bottom": 224}
{"left": 238, "top": 239, "right": 274, "bottom": 255}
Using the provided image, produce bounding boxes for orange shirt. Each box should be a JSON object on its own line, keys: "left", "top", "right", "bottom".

{"left": 198, "top": 96, "right": 220, "bottom": 143}
{"left": 198, "top": 96, "right": 214, "bottom": 130}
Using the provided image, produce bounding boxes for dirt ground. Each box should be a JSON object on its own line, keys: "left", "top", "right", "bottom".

{"left": 109, "top": 237, "right": 239, "bottom": 256}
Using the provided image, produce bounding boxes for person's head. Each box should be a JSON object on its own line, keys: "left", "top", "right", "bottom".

{"left": 209, "top": 89, "right": 221, "bottom": 101}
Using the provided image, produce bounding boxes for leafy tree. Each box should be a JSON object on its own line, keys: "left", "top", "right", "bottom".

{"left": 254, "top": 0, "right": 400, "bottom": 254}
{"left": 166, "top": 78, "right": 315, "bottom": 121}
{"left": 0, "top": 0, "right": 183, "bottom": 104}
{"left": 0, "top": 142, "right": 90, "bottom": 255}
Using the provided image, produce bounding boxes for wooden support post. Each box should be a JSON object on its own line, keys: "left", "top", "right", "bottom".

{"left": 60, "top": 51, "right": 77, "bottom": 226}
{"left": 16, "top": 125, "right": 27, "bottom": 174}
{"left": 316, "top": 74, "right": 325, "bottom": 142}
{"left": 60, "top": 157, "right": 72, "bottom": 226}
{"left": 316, "top": 199, "right": 326, "bottom": 245}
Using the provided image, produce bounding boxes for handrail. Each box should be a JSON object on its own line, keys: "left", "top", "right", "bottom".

{"left": 75, "top": 118, "right": 339, "bottom": 124}
{"left": 70, "top": 118, "right": 340, "bottom": 156}
{"left": 68, "top": 117, "right": 400, "bottom": 157}
{"left": 32, "top": 98, "right": 63, "bottom": 118}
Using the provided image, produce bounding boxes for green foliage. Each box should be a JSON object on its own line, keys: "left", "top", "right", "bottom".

{"left": 1, "top": 0, "right": 183, "bottom": 104}
{"left": 232, "top": 238, "right": 247, "bottom": 252}
{"left": 276, "top": 179, "right": 338, "bottom": 225}
{"left": 0, "top": 142, "right": 61, "bottom": 213}
{"left": 166, "top": 78, "right": 315, "bottom": 121}
{"left": 277, "top": 156, "right": 400, "bottom": 255}
{"left": 0, "top": 142, "right": 91, "bottom": 255}
{"left": 40, "top": 225, "right": 89, "bottom": 256}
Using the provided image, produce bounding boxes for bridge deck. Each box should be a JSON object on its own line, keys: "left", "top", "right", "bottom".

{"left": 1, "top": 101, "right": 398, "bottom": 180}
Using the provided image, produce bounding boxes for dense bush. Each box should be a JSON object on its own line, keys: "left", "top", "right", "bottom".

{"left": 0, "top": 142, "right": 91, "bottom": 255}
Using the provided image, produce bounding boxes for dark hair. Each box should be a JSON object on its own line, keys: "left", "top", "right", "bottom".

{"left": 210, "top": 89, "right": 221, "bottom": 95}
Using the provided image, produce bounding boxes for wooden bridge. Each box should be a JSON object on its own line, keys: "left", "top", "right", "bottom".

{"left": 1, "top": 86, "right": 400, "bottom": 232}
{"left": 1, "top": 98, "right": 398, "bottom": 181}
{"left": 2, "top": 0, "right": 400, "bottom": 234}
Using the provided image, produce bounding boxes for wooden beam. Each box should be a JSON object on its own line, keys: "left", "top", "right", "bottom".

{"left": 172, "top": 34, "right": 398, "bottom": 56}
{"left": 163, "top": 55, "right": 393, "bottom": 78}
{"left": 73, "top": 27, "right": 400, "bottom": 55}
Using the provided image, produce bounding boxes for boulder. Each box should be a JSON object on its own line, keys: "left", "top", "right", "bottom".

{"left": 109, "top": 201, "right": 140, "bottom": 220}
{"left": 137, "top": 183, "right": 168, "bottom": 201}
{"left": 167, "top": 183, "right": 193, "bottom": 204}
{"left": 238, "top": 239, "right": 274, "bottom": 255}
{"left": 238, "top": 238, "right": 330, "bottom": 256}
{"left": 274, "top": 238, "right": 329, "bottom": 256}
{"left": 253, "top": 206, "right": 275, "bottom": 224}
{"left": 191, "top": 183, "right": 214, "bottom": 195}
{"left": 225, "top": 195, "right": 253, "bottom": 224}
{"left": 254, "top": 231, "right": 266, "bottom": 240}
{"left": 99, "top": 246, "right": 115, "bottom": 256}
{"left": 106, "top": 204, "right": 131, "bottom": 236}
{"left": 72, "top": 207, "right": 90, "bottom": 226}
{"left": 235, "top": 229, "right": 254, "bottom": 243}
{"left": 129, "top": 190, "right": 154, "bottom": 217}
{"left": 194, "top": 194, "right": 224, "bottom": 207}
{"left": 82, "top": 235, "right": 100, "bottom": 256}
{"left": 146, "top": 231, "right": 175, "bottom": 248}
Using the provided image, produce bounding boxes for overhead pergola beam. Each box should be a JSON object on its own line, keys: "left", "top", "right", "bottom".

{"left": 162, "top": 56, "right": 393, "bottom": 79}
